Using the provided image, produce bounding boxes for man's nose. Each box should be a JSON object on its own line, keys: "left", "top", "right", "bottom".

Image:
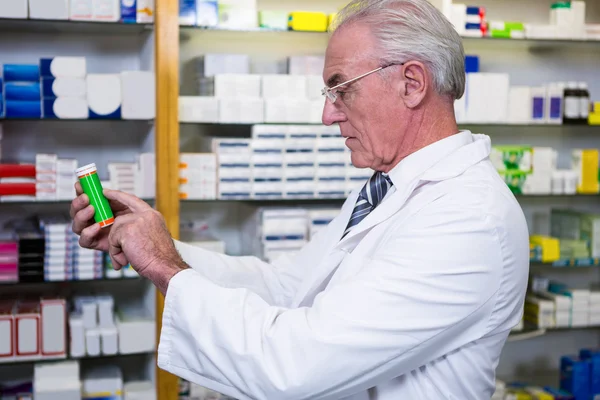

{"left": 322, "top": 99, "right": 347, "bottom": 126}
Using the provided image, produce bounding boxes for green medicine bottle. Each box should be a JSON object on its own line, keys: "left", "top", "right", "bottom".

{"left": 75, "top": 163, "right": 115, "bottom": 228}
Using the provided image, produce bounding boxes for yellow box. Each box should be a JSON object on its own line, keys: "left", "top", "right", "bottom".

{"left": 572, "top": 149, "right": 600, "bottom": 194}
{"left": 530, "top": 235, "right": 560, "bottom": 262}
{"left": 288, "top": 11, "right": 328, "bottom": 32}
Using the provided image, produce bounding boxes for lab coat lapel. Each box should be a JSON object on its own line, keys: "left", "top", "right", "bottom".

{"left": 289, "top": 191, "right": 358, "bottom": 307}
{"left": 335, "top": 177, "right": 421, "bottom": 250}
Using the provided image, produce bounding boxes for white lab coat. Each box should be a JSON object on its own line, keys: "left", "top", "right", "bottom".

{"left": 158, "top": 131, "right": 530, "bottom": 400}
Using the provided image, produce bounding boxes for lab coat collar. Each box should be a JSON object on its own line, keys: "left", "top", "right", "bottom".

{"left": 336, "top": 131, "right": 489, "bottom": 248}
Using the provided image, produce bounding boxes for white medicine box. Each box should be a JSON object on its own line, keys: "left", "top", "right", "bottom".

{"left": 0, "top": 0, "right": 28, "bottom": 19}
{"left": 29, "top": 0, "right": 70, "bottom": 20}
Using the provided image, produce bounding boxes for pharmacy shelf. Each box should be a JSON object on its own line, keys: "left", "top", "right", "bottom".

{"left": 0, "top": 118, "right": 153, "bottom": 122}
{"left": 508, "top": 326, "right": 600, "bottom": 342}
{"left": 0, "top": 350, "right": 154, "bottom": 365}
{"left": 180, "top": 25, "right": 600, "bottom": 48}
{"left": 0, "top": 276, "right": 141, "bottom": 286}
{"left": 0, "top": 18, "right": 152, "bottom": 35}
{"left": 182, "top": 194, "right": 600, "bottom": 204}
{"left": 531, "top": 258, "right": 600, "bottom": 267}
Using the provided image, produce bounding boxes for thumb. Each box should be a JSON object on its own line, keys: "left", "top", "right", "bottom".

{"left": 103, "top": 189, "right": 151, "bottom": 213}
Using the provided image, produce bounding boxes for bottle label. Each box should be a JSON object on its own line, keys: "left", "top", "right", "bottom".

{"left": 564, "top": 96, "right": 580, "bottom": 118}
{"left": 581, "top": 98, "right": 590, "bottom": 118}
{"left": 550, "top": 97, "right": 562, "bottom": 119}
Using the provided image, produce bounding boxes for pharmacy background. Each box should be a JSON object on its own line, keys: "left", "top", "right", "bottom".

{"left": 1, "top": 0, "right": 600, "bottom": 399}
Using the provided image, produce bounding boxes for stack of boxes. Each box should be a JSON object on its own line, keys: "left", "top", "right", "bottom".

{"left": 0, "top": 297, "right": 66, "bottom": 362}
{"left": 179, "top": 153, "right": 217, "bottom": 200}
{"left": 0, "top": 0, "right": 154, "bottom": 22}
{"left": 70, "top": 294, "right": 118, "bottom": 357}
{"left": 551, "top": 210, "right": 600, "bottom": 259}
{"left": 449, "top": 4, "right": 487, "bottom": 38}
{"left": 490, "top": 146, "right": 582, "bottom": 196}
{"left": 180, "top": 54, "right": 324, "bottom": 124}
{"left": 35, "top": 154, "right": 79, "bottom": 201}
{"left": 0, "top": 239, "right": 18, "bottom": 283}
{"left": 255, "top": 209, "right": 309, "bottom": 263}
{"left": 41, "top": 217, "right": 73, "bottom": 282}
{"left": 33, "top": 361, "right": 80, "bottom": 400}
{"left": 16, "top": 226, "right": 45, "bottom": 283}
{"left": 2, "top": 64, "right": 42, "bottom": 119}
{"left": 71, "top": 236, "right": 103, "bottom": 281}
{"left": 0, "top": 56, "right": 155, "bottom": 121}
{"left": 212, "top": 138, "right": 252, "bottom": 199}
{"left": 244, "top": 207, "right": 338, "bottom": 262}
{"left": 550, "top": 282, "right": 591, "bottom": 328}
{"left": 527, "top": 1, "right": 587, "bottom": 40}
{"left": 107, "top": 162, "right": 137, "bottom": 194}
{"left": 285, "top": 126, "right": 318, "bottom": 198}
{"left": 0, "top": 163, "right": 36, "bottom": 202}
{"left": 209, "top": 126, "right": 371, "bottom": 200}
{"left": 41, "top": 57, "right": 88, "bottom": 119}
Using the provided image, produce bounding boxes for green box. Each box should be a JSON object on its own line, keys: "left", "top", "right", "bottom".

{"left": 491, "top": 146, "right": 533, "bottom": 173}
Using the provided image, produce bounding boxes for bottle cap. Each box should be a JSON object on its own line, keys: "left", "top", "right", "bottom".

{"left": 75, "top": 163, "right": 97, "bottom": 177}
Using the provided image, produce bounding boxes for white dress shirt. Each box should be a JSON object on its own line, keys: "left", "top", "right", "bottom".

{"left": 158, "top": 131, "right": 530, "bottom": 400}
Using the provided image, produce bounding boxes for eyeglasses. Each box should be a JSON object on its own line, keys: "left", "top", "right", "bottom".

{"left": 321, "top": 63, "right": 402, "bottom": 104}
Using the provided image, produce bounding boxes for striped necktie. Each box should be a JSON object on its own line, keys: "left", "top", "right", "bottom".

{"left": 342, "top": 171, "right": 393, "bottom": 239}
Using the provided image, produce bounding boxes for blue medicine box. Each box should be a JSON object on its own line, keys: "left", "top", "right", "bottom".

{"left": 580, "top": 349, "right": 600, "bottom": 398}
{"left": 543, "top": 387, "right": 574, "bottom": 400}
{"left": 121, "top": 0, "right": 137, "bottom": 23}
{"left": 41, "top": 77, "right": 58, "bottom": 99}
{"left": 561, "top": 356, "right": 590, "bottom": 400}
{"left": 465, "top": 55, "right": 479, "bottom": 74}
{"left": 466, "top": 6, "right": 483, "bottom": 15}
{"left": 0, "top": 77, "right": 4, "bottom": 119}
{"left": 2, "top": 65, "right": 40, "bottom": 83}
{"left": 4, "top": 82, "right": 41, "bottom": 101}
{"left": 5, "top": 101, "right": 42, "bottom": 119}
{"left": 179, "top": 0, "right": 197, "bottom": 26}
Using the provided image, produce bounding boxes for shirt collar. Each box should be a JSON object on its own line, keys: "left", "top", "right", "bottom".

{"left": 386, "top": 130, "right": 475, "bottom": 189}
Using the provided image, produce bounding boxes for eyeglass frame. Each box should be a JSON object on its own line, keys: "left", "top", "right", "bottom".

{"left": 321, "top": 63, "right": 404, "bottom": 104}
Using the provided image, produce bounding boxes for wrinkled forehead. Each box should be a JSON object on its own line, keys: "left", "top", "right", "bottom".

{"left": 323, "top": 23, "right": 378, "bottom": 85}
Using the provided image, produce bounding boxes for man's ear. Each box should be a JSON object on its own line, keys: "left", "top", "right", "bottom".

{"left": 399, "top": 61, "right": 428, "bottom": 109}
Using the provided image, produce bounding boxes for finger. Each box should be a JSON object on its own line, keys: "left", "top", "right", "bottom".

{"left": 74, "top": 181, "right": 83, "bottom": 196}
{"left": 69, "top": 193, "right": 89, "bottom": 219}
{"left": 109, "top": 247, "right": 128, "bottom": 270}
{"left": 72, "top": 205, "right": 95, "bottom": 235}
{"left": 79, "top": 222, "right": 101, "bottom": 249}
{"left": 107, "top": 213, "right": 138, "bottom": 263}
{"left": 104, "top": 189, "right": 151, "bottom": 213}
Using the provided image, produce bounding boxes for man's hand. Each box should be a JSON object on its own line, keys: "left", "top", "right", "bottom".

{"left": 104, "top": 190, "right": 189, "bottom": 295}
{"left": 70, "top": 182, "right": 133, "bottom": 253}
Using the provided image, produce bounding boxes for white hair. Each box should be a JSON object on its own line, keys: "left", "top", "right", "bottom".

{"left": 331, "top": 0, "right": 466, "bottom": 100}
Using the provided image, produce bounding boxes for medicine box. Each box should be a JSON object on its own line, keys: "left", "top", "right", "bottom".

{"left": 15, "top": 301, "right": 41, "bottom": 357}
{"left": 179, "top": 0, "right": 197, "bottom": 26}
{"left": 288, "top": 11, "right": 328, "bottom": 32}
{"left": 197, "top": 0, "right": 218, "bottom": 26}
{"left": 179, "top": 96, "right": 219, "bottom": 123}
{"left": 3, "top": 65, "right": 40, "bottom": 83}
{"left": 115, "top": 305, "right": 156, "bottom": 354}
{"left": 87, "top": 74, "right": 122, "bottom": 119}
{"left": 0, "top": 301, "right": 15, "bottom": 359}
{"left": 197, "top": 53, "right": 250, "bottom": 77}
{"left": 217, "top": 0, "right": 258, "bottom": 29}
{"left": 121, "top": 71, "right": 156, "bottom": 120}
{"left": 560, "top": 356, "right": 590, "bottom": 400}
{"left": 121, "top": 0, "right": 137, "bottom": 23}
{"left": 137, "top": 0, "right": 154, "bottom": 23}
{"left": 93, "top": 0, "right": 121, "bottom": 22}
{"left": 70, "top": 0, "right": 94, "bottom": 20}
{"left": 29, "top": 0, "right": 70, "bottom": 20}
{"left": 261, "top": 75, "right": 307, "bottom": 99}
{"left": 0, "top": 0, "right": 28, "bottom": 19}
{"left": 40, "top": 298, "right": 66, "bottom": 356}
{"left": 125, "top": 381, "right": 157, "bottom": 400}
{"left": 40, "top": 57, "right": 87, "bottom": 79}
{"left": 219, "top": 98, "right": 264, "bottom": 124}
{"left": 490, "top": 146, "right": 533, "bottom": 173}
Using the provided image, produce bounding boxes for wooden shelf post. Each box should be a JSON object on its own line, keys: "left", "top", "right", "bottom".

{"left": 155, "top": 0, "right": 181, "bottom": 399}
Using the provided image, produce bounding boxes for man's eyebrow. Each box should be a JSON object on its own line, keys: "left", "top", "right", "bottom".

{"left": 327, "top": 73, "right": 344, "bottom": 87}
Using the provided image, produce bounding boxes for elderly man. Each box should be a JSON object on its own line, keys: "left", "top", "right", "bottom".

{"left": 71, "top": 0, "right": 529, "bottom": 398}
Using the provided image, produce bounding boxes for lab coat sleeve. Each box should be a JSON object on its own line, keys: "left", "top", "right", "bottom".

{"left": 174, "top": 239, "right": 301, "bottom": 306}
{"left": 158, "top": 201, "right": 504, "bottom": 400}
